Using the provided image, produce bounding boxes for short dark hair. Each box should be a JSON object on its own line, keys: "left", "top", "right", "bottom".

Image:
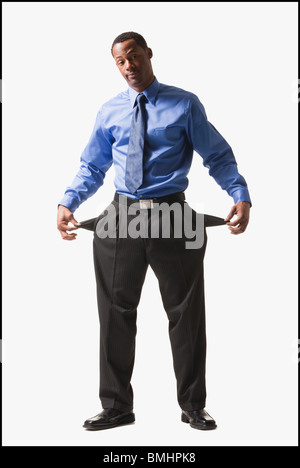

{"left": 111, "top": 32, "right": 148, "bottom": 55}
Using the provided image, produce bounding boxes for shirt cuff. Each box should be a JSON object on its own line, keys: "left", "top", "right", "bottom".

{"left": 231, "top": 188, "right": 252, "bottom": 206}
{"left": 58, "top": 195, "right": 80, "bottom": 213}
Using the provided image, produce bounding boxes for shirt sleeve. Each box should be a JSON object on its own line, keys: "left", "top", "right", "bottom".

{"left": 186, "top": 94, "right": 252, "bottom": 205}
{"left": 59, "top": 109, "right": 113, "bottom": 212}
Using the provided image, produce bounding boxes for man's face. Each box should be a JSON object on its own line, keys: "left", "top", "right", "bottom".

{"left": 112, "top": 39, "right": 154, "bottom": 91}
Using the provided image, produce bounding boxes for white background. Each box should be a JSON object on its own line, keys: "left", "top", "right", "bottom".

{"left": 2, "top": 2, "right": 298, "bottom": 446}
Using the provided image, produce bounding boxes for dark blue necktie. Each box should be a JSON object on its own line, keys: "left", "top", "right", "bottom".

{"left": 125, "top": 93, "right": 147, "bottom": 194}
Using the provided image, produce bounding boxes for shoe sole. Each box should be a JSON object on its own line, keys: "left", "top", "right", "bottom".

{"left": 83, "top": 413, "right": 135, "bottom": 431}
{"left": 181, "top": 413, "right": 217, "bottom": 431}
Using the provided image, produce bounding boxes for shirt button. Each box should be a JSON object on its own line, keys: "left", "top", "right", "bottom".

{"left": 140, "top": 195, "right": 143, "bottom": 198}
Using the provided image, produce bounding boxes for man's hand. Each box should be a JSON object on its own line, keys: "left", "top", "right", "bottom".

{"left": 224, "top": 201, "right": 251, "bottom": 235}
{"left": 57, "top": 205, "right": 80, "bottom": 240}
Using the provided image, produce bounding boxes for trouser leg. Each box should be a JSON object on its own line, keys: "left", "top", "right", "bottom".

{"left": 147, "top": 206, "right": 208, "bottom": 411}
{"left": 93, "top": 204, "right": 148, "bottom": 412}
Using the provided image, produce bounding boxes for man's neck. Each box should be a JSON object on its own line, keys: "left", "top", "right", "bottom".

{"left": 129, "top": 76, "right": 155, "bottom": 93}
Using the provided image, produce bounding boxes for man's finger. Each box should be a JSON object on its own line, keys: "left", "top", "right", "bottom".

{"left": 64, "top": 235, "right": 77, "bottom": 240}
{"left": 226, "top": 217, "right": 241, "bottom": 226}
{"left": 60, "top": 231, "right": 78, "bottom": 240}
{"left": 58, "top": 223, "right": 78, "bottom": 232}
{"left": 70, "top": 216, "right": 79, "bottom": 226}
{"left": 227, "top": 210, "right": 249, "bottom": 225}
{"left": 228, "top": 221, "right": 247, "bottom": 235}
{"left": 224, "top": 206, "right": 236, "bottom": 222}
{"left": 228, "top": 225, "right": 242, "bottom": 235}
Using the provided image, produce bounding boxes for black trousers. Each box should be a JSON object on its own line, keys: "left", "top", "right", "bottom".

{"left": 79, "top": 192, "right": 226, "bottom": 412}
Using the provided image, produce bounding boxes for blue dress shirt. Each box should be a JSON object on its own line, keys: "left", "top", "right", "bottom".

{"left": 59, "top": 77, "right": 251, "bottom": 212}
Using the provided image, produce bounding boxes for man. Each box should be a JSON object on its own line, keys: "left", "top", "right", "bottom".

{"left": 57, "top": 32, "right": 251, "bottom": 431}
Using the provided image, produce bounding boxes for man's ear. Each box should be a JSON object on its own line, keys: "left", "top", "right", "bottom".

{"left": 147, "top": 48, "right": 153, "bottom": 59}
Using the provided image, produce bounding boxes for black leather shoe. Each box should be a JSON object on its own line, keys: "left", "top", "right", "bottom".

{"left": 181, "top": 409, "right": 217, "bottom": 430}
{"left": 83, "top": 408, "right": 135, "bottom": 431}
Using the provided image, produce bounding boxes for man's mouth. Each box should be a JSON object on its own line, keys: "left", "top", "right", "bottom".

{"left": 127, "top": 72, "right": 138, "bottom": 79}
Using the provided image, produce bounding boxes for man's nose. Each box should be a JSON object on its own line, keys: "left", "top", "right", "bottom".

{"left": 125, "top": 60, "right": 134, "bottom": 71}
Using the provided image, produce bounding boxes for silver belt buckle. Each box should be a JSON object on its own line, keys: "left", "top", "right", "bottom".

{"left": 139, "top": 199, "right": 154, "bottom": 209}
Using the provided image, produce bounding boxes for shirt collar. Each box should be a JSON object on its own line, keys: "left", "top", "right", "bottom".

{"left": 128, "top": 77, "right": 159, "bottom": 107}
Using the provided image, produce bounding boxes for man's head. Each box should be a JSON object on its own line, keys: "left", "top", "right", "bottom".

{"left": 111, "top": 32, "right": 154, "bottom": 92}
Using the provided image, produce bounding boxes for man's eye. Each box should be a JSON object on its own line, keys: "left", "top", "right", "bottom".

{"left": 118, "top": 61, "right": 124, "bottom": 66}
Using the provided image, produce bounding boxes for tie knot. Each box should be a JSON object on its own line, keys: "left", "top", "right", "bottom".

{"left": 136, "top": 93, "right": 146, "bottom": 106}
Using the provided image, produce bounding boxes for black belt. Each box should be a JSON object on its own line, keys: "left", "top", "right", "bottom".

{"left": 114, "top": 191, "right": 186, "bottom": 207}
